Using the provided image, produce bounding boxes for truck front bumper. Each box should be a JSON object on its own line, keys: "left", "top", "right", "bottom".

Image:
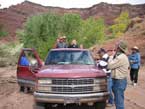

{"left": 34, "top": 92, "right": 109, "bottom": 104}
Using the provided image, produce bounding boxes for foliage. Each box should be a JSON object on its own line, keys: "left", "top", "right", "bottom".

{"left": 0, "top": 24, "right": 8, "bottom": 38}
{"left": 78, "top": 17, "right": 105, "bottom": 48}
{"left": 17, "top": 13, "right": 106, "bottom": 59}
{"left": 0, "top": 31, "right": 8, "bottom": 37}
{"left": 109, "top": 11, "right": 130, "bottom": 37}
{"left": 61, "top": 13, "right": 82, "bottom": 40}
{"left": 17, "top": 14, "right": 61, "bottom": 59}
{"left": 0, "top": 42, "right": 22, "bottom": 67}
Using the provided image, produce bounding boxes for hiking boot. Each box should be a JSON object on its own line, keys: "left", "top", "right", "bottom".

{"left": 106, "top": 103, "right": 114, "bottom": 107}
{"left": 133, "top": 83, "right": 137, "bottom": 86}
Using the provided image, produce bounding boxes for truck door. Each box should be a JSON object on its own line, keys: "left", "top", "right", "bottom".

{"left": 17, "top": 48, "right": 42, "bottom": 92}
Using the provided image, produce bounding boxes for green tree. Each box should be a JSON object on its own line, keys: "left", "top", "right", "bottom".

{"left": 0, "top": 24, "right": 8, "bottom": 38}
{"left": 17, "top": 13, "right": 82, "bottom": 59}
{"left": 61, "top": 13, "right": 82, "bottom": 40}
{"left": 109, "top": 11, "right": 130, "bottom": 37}
{"left": 17, "top": 13, "right": 106, "bottom": 59}
{"left": 78, "top": 17, "right": 105, "bottom": 48}
{"left": 17, "top": 14, "right": 60, "bottom": 59}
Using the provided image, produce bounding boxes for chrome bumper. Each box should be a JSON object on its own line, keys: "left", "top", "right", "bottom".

{"left": 34, "top": 92, "right": 109, "bottom": 104}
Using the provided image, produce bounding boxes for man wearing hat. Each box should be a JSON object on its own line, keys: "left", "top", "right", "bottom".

{"left": 56, "top": 36, "right": 68, "bottom": 48}
{"left": 129, "top": 46, "right": 141, "bottom": 86}
{"left": 108, "top": 40, "right": 130, "bottom": 109}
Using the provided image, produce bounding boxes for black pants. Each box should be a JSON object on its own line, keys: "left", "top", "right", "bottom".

{"left": 130, "top": 68, "right": 139, "bottom": 83}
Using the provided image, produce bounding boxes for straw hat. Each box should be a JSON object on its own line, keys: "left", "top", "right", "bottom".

{"left": 62, "top": 36, "right": 66, "bottom": 39}
{"left": 132, "top": 46, "right": 139, "bottom": 50}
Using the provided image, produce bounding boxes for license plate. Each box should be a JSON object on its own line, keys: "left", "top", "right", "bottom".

{"left": 64, "top": 98, "right": 79, "bottom": 104}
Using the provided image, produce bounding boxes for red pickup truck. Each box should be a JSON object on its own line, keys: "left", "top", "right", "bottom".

{"left": 17, "top": 48, "right": 108, "bottom": 109}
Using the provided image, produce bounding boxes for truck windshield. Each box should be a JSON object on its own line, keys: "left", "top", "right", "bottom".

{"left": 45, "top": 50, "right": 95, "bottom": 65}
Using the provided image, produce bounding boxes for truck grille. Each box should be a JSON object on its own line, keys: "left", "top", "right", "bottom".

{"left": 37, "top": 78, "right": 107, "bottom": 94}
{"left": 52, "top": 78, "right": 94, "bottom": 85}
{"left": 52, "top": 86, "right": 93, "bottom": 93}
{"left": 51, "top": 78, "right": 93, "bottom": 94}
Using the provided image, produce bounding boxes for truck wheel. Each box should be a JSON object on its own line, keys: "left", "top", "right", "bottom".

{"left": 20, "top": 86, "right": 32, "bottom": 93}
{"left": 94, "top": 101, "right": 106, "bottom": 109}
{"left": 20, "top": 86, "right": 24, "bottom": 92}
{"left": 33, "top": 102, "right": 46, "bottom": 109}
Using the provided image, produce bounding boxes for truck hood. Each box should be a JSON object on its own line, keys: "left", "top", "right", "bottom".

{"left": 36, "top": 65, "right": 106, "bottom": 78}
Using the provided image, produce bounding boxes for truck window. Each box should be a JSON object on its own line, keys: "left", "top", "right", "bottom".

{"left": 20, "top": 53, "right": 29, "bottom": 66}
{"left": 45, "top": 50, "right": 95, "bottom": 65}
{"left": 19, "top": 51, "right": 38, "bottom": 67}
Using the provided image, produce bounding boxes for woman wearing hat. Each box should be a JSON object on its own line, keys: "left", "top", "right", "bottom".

{"left": 108, "top": 41, "right": 130, "bottom": 109}
{"left": 129, "top": 46, "right": 141, "bottom": 86}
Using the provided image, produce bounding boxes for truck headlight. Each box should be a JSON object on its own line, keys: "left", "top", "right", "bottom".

{"left": 94, "top": 78, "right": 106, "bottom": 84}
{"left": 93, "top": 85, "right": 107, "bottom": 91}
{"left": 93, "top": 78, "right": 107, "bottom": 92}
{"left": 37, "top": 86, "right": 51, "bottom": 92}
{"left": 38, "top": 79, "right": 52, "bottom": 84}
{"left": 93, "top": 86, "right": 101, "bottom": 91}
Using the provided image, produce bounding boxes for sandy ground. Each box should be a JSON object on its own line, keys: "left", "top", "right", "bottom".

{"left": 0, "top": 66, "right": 145, "bottom": 109}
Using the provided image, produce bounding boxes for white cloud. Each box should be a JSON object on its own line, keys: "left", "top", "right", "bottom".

{"left": 0, "top": 0, "right": 24, "bottom": 8}
{"left": 0, "top": 0, "right": 145, "bottom": 9}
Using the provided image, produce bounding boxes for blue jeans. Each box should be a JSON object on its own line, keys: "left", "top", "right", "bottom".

{"left": 107, "top": 76, "right": 114, "bottom": 104}
{"left": 112, "top": 78, "right": 127, "bottom": 109}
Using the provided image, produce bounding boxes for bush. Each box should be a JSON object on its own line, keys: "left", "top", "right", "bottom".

{"left": 78, "top": 17, "right": 105, "bottom": 48}
{"left": 0, "top": 24, "right": 8, "bottom": 38}
{"left": 0, "top": 31, "right": 8, "bottom": 37}
{"left": 17, "top": 13, "right": 106, "bottom": 59}
{"left": 109, "top": 11, "right": 130, "bottom": 37}
{"left": 17, "top": 14, "right": 61, "bottom": 59}
{"left": 0, "top": 43, "right": 22, "bottom": 67}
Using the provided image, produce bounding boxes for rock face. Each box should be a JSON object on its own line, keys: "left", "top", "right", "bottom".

{"left": 0, "top": 1, "right": 145, "bottom": 38}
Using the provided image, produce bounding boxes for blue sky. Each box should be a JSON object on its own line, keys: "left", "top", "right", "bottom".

{"left": 0, "top": 0, "right": 145, "bottom": 9}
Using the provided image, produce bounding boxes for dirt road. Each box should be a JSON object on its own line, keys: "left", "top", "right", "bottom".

{"left": 0, "top": 66, "right": 145, "bottom": 109}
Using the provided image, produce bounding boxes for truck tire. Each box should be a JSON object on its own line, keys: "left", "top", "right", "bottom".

{"left": 33, "top": 102, "right": 46, "bottom": 109}
{"left": 20, "top": 85, "right": 32, "bottom": 93}
{"left": 20, "top": 86, "right": 24, "bottom": 92}
{"left": 94, "top": 101, "right": 106, "bottom": 109}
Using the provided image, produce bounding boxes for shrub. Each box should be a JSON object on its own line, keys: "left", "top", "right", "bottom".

{"left": 109, "top": 11, "right": 130, "bottom": 37}
{"left": 17, "top": 13, "right": 106, "bottom": 59}
{"left": 0, "top": 43, "right": 22, "bottom": 67}
{"left": 78, "top": 17, "right": 105, "bottom": 48}
{"left": 0, "top": 24, "right": 8, "bottom": 38}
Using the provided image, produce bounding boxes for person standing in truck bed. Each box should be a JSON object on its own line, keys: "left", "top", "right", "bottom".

{"left": 68, "top": 39, "right": 79, "bottom": 48}
{"left": 108, "top": 41, "right": 130, "bottom": 109}
{"left": 55, "top": 36, "right": 68, "bottom": 48}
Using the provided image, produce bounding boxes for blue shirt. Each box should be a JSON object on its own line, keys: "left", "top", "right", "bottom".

{"left": 56, "top": 42, "right": 67, "bottom": 48}
{"left": 128, "top": 52, "right": 140, "bottom": 69}
{"left": 20, "top": 56, "right": 29, "bottom": 66}
{"left": 137, "top": 53, "right": 141, "bottom": 67}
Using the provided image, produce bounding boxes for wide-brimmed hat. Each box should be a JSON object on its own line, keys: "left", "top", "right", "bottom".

{"left": 132, "top": 46, "right": 139, "bottom": 50}
{"left": 118, "top": 41, "right": 128, "bottom": 53}
{"left": 62, "top": 36, "right": 66, "bottom": 39}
